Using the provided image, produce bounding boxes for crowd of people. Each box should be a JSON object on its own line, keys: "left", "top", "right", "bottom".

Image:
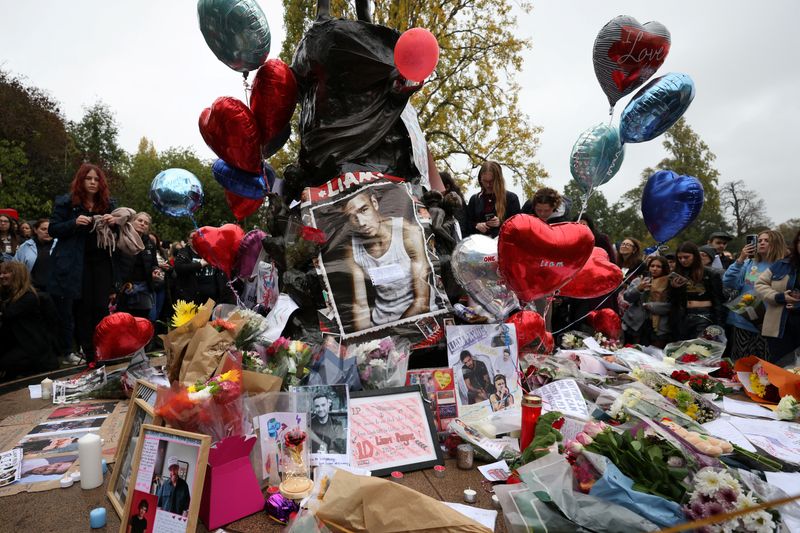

{"left": 426, "top": 161, "right": 800, "bottom": 368}
{"left": 0, "top": 163, "right": 235, "bottom": 380}
{"left": 2, "top": 160, "right": 798, "bottom": 380}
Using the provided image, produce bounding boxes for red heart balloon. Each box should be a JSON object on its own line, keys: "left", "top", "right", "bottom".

{"left": 505, "top": 310, "right": 547, "bottom": 349}
{"left": 588, "top": 308, "right": 622, "bottom": 340}
{"left": 498, "top": 216, "right": 595, "bottom": 303}
{"left": 225, "top": 190, "right": 263, "bottom": 221}
{"left": 94, "top": 313, "right": 154, "bottom": 361}
{"left": 199, "top": 97, "right": 261, "bottom": 173}
{"left": 250, "top": 59, "right": 298, "bottom": 146}
{"left": 192, "top": 224, "right": 246, "bottom": 277}
{"left": 560, "top": 247, "right": 623, "bottom": 299}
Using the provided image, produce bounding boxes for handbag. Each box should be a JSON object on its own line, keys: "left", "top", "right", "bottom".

{"left": 121, "top": 282, "right": 155, "bottom": 310}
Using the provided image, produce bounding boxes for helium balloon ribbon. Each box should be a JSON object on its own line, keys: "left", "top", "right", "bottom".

{"left": 575, "top": 184, "right": 595, "bottom": 223}
{"left": 552, "top": 259, "right": 649, "bottom": 335}
{"left": 243, "top": 75, "right": 252, "bottom": 105}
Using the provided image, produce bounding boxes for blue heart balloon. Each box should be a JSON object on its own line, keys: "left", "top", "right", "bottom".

{"left": 620, "top": 72, "right": 695, "bottom": 144}
{"left": 197, "top": 0, "right": 271, "bottom": 73}
{"left": 212, "top": 159, "right": 268, "bottom": 199}
{"left": 150, "top": 169, "right": 204, "bottom": 218}
{"left": 641, "top": 170, "right": 704, "bottom": 243}
{"left": 570, "top": 123, "right": 625, "bottom": 193}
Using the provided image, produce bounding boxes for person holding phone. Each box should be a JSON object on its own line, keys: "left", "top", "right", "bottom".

{"left": 622, "top": 256, "right": 672, "bottom": 346}
{"left": 756, "top": 229, "right": 800, "bottom": 365}
{"left": 724, "top": 230, "right": 786, "bottom": 360}
{"left": 465, "top": 161, "right": 520, "bottom": 238}
{"left": 669, "top": 242, "right": 725, "bottom": 340}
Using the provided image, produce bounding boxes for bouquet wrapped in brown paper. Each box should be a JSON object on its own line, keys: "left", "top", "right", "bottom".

{"left": 162, "top": 299, "right": 248, "bottom": 386}
{"left": 314, "top": 469, "right": 491, "bottom": 533}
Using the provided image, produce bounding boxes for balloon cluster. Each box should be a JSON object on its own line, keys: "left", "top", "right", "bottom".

{"left": 196, "top": 0, "right": 298, "bottom": 220}
{"left": 568, "top": 15, "right": 702, "bottom": 243}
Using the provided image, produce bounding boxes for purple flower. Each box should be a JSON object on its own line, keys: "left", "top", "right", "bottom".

{"left": 717, "top": 487, "right": 738, "bottom": 508}
{"left": 690, "top": 500, "right": 705, "bottom": 518}
{"left": 703, "top": 501, "right": 724, "bottom": 517}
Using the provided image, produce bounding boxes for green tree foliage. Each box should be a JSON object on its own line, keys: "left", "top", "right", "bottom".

{"left": 276, "top": 0, "right": 547, "bottom": 196}
{"left": 562, "top": 180, "right": 612, "bottom": 230}
{"left": 605, "top": 118, "right": 728, "bottom": 248}
{"left": 68, "top": 101, "right": 129, "bottom": 180}
{"left": 777, "top": 218, "right": 800, "bottom": 244}
{"left": 0, "top": 70, "right": 76, "bottom": 209}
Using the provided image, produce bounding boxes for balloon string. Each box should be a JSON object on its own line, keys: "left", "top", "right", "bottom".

{"left": 552, "top": 259, "right": 651, "bottom": 335}
{"left": 576, "top": 185, "right": 594, "bottom": 223}
{"left": 194, "top": 226, "right": 246, "bottom": 309}
{"left": 608, "top": 105, "right": 615, "bottom": 125}
{"left": 243, "top": 75, "right": 252, "bottom": 106}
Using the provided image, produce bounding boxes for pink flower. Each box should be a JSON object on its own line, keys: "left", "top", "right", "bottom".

{"left": 566, "top": 440, "right": 584, "bottom": 455}
{"left": 575, "top": 432, "right": 593, "bottom": 446}
{"left": 583, "top": 421, "right": 608, "bottom": 438}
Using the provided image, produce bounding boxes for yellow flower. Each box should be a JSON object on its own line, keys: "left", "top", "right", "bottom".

{"left": 685, "top": 403, "right": 699, "bottom": 419}
{"left": 218, "top": 369, "right": 241, "bottom": 383}
{"left": 660, "top": 385, "right": 679, "bottom": 400}
{"left": 742, "top": 294, "right": 755, "bottom": 303}
{"left": 187, "top": 385, "right": 197, "bottom": 393}
{"left": 171, "top": 299, "right": 199, "bottom": 328}
{"left": 749, "top": 373, "right": 767, "bottom": 397}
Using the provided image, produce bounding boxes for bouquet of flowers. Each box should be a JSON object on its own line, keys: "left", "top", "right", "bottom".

{"left": 572, "top": 421, "right": 692, "bottom": 503}
{"left": 261, "top": 337, "right": 315, "bottom": 390}
{"left": 561, "top": 331, "right": 586, "bottom": 350}
{"left": 735, "top": 356, "right": 800, "bottom": 404}
{"left": 776, "top": 395, "right": 799, "bottom": 421}
{"left": 286, "top": 225, "right": 327, "bottom": 270}
{"left": 664, "top": 338, "right": 725, "bottom": 365}
{"left": 349, "top": 336, "right": 410, "bottom": 389}
{"left": 155, "top": 366, "right": 244, "bottom": 442}
{"left": 634, "top": 369, "right": 719, "bottom": 423}
{"left": 671, "top": 370, "right": 730, "bottom": 398}
{"left": 683, "top": 468, "right": 779, "bottom": 532}
{"left": 726, "top": 292, "right": 766, "bottom": 326}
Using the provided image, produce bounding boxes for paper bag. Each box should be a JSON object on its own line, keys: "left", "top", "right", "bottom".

{"left": 316, "top": 469, "right": 491, "bottom": 533}
{"left": 735, "top": 355, "right": 800, "bottom": 404}
{"left": 242, "top": 370, "right": 283, "bottom": 394}
{"left": 162, "top": 299, "right": 216, "bottom": 381}
{"left": 178, "top": 310, "right": 249, "bottom": 387}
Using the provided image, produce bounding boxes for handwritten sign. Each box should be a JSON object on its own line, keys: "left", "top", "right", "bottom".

{"left": 349, "top": 389, "right": 441, "bottom": 476}
{"left": 531, "top": 379, "right": 589, "bottom": 420}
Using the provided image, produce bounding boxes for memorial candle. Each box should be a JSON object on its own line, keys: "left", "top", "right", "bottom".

{"left": 78, "top": 433, "right": 103, "bottom": 489}
{"left": 519, "top": 394, "right": 542, "bottom": 453}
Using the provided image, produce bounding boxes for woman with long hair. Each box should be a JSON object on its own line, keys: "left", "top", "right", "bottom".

{"left": 17, "top": 221, "right": 33, "bottom": 241}
{"left": 0, "top": 262, "right": 60, "bottom": 378}
{"left": 616, "top": 237, "right": 645, "bottom": 278}
{"left": 669, "top": 241, "right": 725, "bottom": 340}
{"left": 724, "top": 230, "right": 786, "bottom": 360}
{"left": 0, "top": 214, "right": 19, "bottom": 260}
{"left": 13, "top": 218, "right": 55, "bottom": 291}
{"left": 48, "top": 163, "right": 117, "bottom": 363}
{"left": 115, "top": 212, "right": 159, "bottom": 320}
{"left": 465, "top": 160, "right": 520, "bottom": 238}
{"left": 439, "top": 171, "right": 467, "bottom": 232}
{"left": 622, "top": 255, "right": 672, "bottom": 346}
{"left": 756, "top": 230, "right": 800, "bottom": 364}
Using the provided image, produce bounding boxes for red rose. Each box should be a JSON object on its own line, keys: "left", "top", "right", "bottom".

{"left": 671, "top": 370, "right": 690, "bottom": 383}
{"left": 679, "top": 354, "right": 699, "bottom": 363}
{"left": 300, "top": 226, "right": 327, "bottom": 245}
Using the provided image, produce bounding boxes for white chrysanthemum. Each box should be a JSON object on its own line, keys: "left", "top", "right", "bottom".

{"left": 717, "top": 471, "right": 741, "bottom": 493}
{"left": 369, "top": 358, "right": 386, "bottom": 368}
{"left": 776, "top": 395, "right": 799, "bottom": 421}
{"left": 693, "top": 469, "right": 725, "bottom": 497}
{"left": 741, "top": 509, "right": 775, "bottom": 533}
{"left": 736, "top": 491, "right": 758, "bottom": 510}
{"left": 188, "top": 389, "right": 212, "bottom": 402}
{"left": 662, "top": 357, "right": 676, "bottom": 366}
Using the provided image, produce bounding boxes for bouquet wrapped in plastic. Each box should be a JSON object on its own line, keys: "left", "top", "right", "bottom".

{"left": 348, "top": 336, "right": 410, "bottom": 390}
{"left": 663, "top": 337, "right": 725, "bottom": 366}
{"left": 155, "top": 354, "right": 245, "bottom": 442}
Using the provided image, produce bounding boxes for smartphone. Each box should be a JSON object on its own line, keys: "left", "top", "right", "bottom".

{"left": 668, "top": 272, "right": 688, "bottom": 283}
{"left": 746, "top": 234, "right": 757, "bottom": 247}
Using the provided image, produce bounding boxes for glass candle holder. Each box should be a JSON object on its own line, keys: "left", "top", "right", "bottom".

{"left": 279, "top": 428, "right": 313, "bottom": 500}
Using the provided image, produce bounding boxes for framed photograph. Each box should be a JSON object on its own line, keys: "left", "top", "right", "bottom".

{"left": 292, "top": 384, "right": 349, "bottom": 467}
{"left": 108, "top": 380, "right": 161, "bottom": 518}
{"left": 119, "top": 425, "right": 211, "bottom": 533}
{"left": 349, "top": 386, "right": 443, "bottom": 477}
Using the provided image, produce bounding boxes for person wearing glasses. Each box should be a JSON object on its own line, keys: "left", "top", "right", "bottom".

{"left": 465, "top": 161, "right": 520, "bottom": 238}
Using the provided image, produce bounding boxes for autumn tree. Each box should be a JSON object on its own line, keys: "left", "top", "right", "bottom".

{"left": 275, "top": 0, "right": 548, "bottom": 196}
{"left": 720, "top": 179, "right": 772, "bottom": 237}
{"left": 0, "top": 69, "right": 76, "bottom": 213}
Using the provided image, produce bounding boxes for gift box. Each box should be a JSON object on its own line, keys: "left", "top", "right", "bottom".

{"left": 199, "top": 436, "right": 265, "bottom": 530}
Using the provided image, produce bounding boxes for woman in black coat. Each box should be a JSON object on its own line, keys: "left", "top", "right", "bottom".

{"left": 48, "top": 163, "right": 117, "bottom": 363}
{"left": 0, "top": 262, "right": 59, "bottom": 379}
{"left": 465, "top": 161, "right": 520, "bottom": 238}
{"left": 114, "top": 212, "right": 160, "bottom": 320}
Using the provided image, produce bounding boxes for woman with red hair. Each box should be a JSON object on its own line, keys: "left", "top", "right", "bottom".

{"left": 48, "top": 163, "right": 117, "bottom": 364}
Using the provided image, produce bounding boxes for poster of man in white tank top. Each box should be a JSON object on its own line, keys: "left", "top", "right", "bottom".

{"left": 303, "top": 173, "right": 448, "bottom": 343}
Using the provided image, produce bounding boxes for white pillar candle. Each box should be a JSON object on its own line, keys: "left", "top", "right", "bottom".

{"left": 40, "top": 378, "right": 53, "bottom": 400}
{"left": 78, "top": 433, "right": 103, "bottom": 489}
{"left": 463, "top": 488, "right": 477, "bottom": 503}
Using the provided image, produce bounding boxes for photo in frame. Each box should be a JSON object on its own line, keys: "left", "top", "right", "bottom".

{"left": 108, "top": 380, "right": 160, "bottom": 518}
{"left": 349, "top": 386, "right": 443, "bottom": 477}
{"left": 119, "top": 425, "right": 210, "bottom": 533}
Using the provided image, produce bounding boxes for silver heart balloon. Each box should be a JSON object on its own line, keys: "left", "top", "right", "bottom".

{"left": 451, "top": 235, "right": 519, "bottom": 319}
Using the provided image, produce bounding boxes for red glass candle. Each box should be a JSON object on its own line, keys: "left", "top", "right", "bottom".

{"left": 519, "top": 394, "right": 542, "bottom": 452}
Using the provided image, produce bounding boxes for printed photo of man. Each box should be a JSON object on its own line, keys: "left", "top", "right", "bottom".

{"left": 310, "top": 393, "right": 344, "bottom": 454}
{"left": 156, "top": 456, "right": 190, "bottom": 516}
{"left": 459, "top": 350, "right": 494, "bottom": 404}
{"left": 342, "top": 190, "right": 432, "bottom": 331}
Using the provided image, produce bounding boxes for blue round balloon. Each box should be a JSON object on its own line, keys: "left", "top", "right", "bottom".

{"left": 570, "top": 123, "right": 625, "bottom": 193}
{"left": 212, "top": 159, "right": 267, "bottom": 199}
{"left": 197, "top": 0, "right": 271, "bottom": 73}
{"left": 620, "top": 73, "right": 695, "bottom": 144}
{"left": 150, "top": 169, "right": 204, "bottom": 218}
{"left": 641, "top": 170, "right": 704, "bottom": 243}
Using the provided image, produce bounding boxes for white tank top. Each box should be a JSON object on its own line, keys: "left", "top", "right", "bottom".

{"left": 352, "top": 217, "right": 414, "bottom": 325}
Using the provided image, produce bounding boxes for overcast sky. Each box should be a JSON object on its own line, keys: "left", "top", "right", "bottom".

{"left": 1, "top": 0, "right": 797, "bottom": 224}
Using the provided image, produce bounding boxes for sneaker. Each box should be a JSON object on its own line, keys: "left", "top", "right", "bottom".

{"left": 66, "top": 353, "right": 83, "bottom": 365}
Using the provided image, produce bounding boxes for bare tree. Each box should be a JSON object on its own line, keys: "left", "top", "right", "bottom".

{"left": 720, "top": 179, "right": 772, "bottom": 237}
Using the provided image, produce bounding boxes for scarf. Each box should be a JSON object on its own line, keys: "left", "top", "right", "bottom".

{"left": 649, "top": 276, "right": 669, "bottom": 330}
{"left": 92, "top": 207, "right": 144, "bottom": 255}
